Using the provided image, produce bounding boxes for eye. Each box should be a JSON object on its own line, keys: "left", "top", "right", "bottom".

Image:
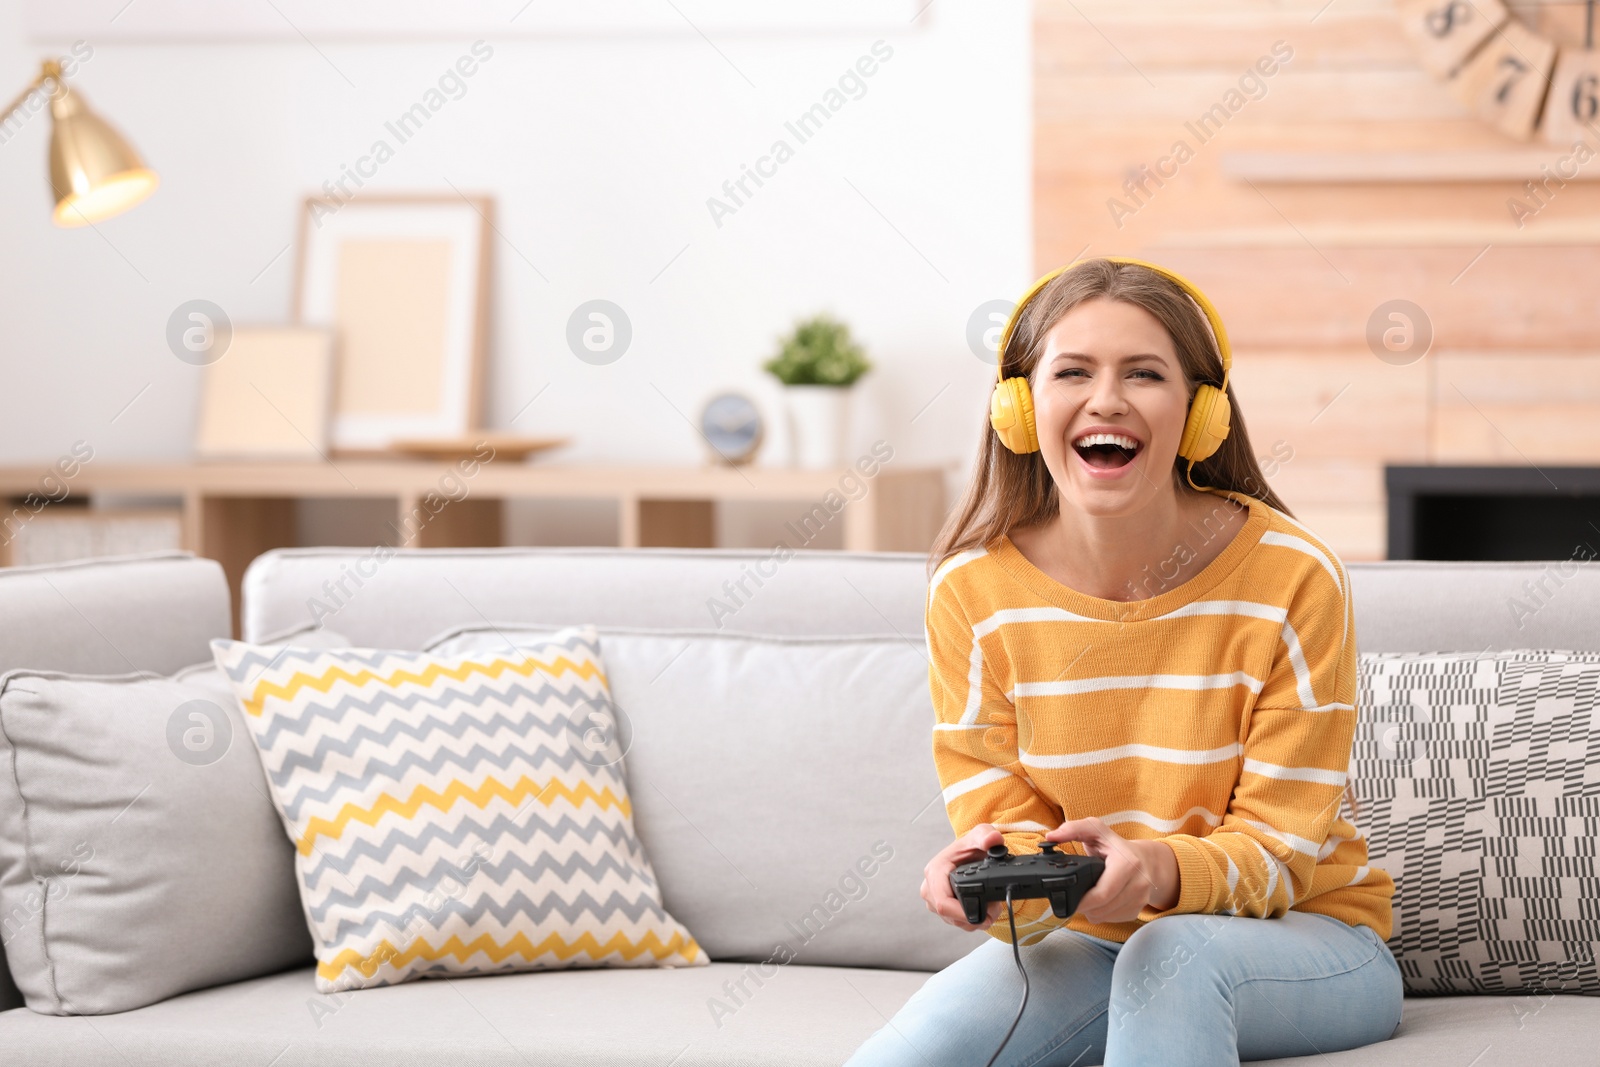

{"left": 1051, "top": 368, "right": 1165, "bottom": 380}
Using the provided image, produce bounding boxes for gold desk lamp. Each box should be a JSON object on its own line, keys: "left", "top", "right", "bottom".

{"left": 1, "top": 59, "right": 158, "bottom": 226}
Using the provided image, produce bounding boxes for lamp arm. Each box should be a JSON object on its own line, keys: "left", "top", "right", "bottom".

{"left": 1, "top": 62, "right": 60, "bottom": 126}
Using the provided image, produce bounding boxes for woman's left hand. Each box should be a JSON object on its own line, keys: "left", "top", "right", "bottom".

{"left": 1046, "top": 817, "right": 1179, "bottom": 925}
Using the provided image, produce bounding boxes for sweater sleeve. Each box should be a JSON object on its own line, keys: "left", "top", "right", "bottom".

{"left": 1135, "top": 551, "right": 1357, "bottom": 923}
{"left": 926, "top": 581, "right": 1077, "bottom": 945}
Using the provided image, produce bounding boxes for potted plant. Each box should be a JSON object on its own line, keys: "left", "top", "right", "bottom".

{"left": 763, "top": 313, "right": 872, "bottom": 469}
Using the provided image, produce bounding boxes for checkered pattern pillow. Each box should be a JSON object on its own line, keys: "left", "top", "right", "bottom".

{"left": 1353, "top": 649, "right": 1600, "bottom": 996}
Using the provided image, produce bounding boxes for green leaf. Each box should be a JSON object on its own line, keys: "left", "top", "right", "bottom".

{"left": 762, "top": 313, "right": 872, "bottom": 386}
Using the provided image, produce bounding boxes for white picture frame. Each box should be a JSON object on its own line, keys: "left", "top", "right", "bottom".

{"left": 293, "top": 194, "right": 490, "bottom": 453}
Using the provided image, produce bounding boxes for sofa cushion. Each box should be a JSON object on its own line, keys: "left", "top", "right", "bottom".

{"left": 0, "top": 552, "right": 233, "bottom": 1013}
{"left": 0, "top": 962, "right": 930, "bottom": 1066}
{"left": 425, "top": 622, "right": 983, "bottom": 972}
{"left": 210, "top": 626, "right": 706, "bottom": 993}
{"left": 0, "top": 965, "right": 1596, "bottom": 1066}
{"left": 1354, "top": 649, "right": 1600, "bottom": 995}
{"left": 0, "top": 552, "right": 230, "bottom": 678}
{"left": 0, "top": 662, "right": 312, "bottom": 1015}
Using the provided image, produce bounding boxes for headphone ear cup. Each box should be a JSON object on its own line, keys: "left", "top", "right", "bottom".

{"left": 1178, "top": 383, "right": 1231, "bottom": 464}
{"left": 989, "top": 377, "right": 1040, "bottom": 454}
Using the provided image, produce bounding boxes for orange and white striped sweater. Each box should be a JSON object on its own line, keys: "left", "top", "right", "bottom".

{"left": 927, "top": 492, "right": 1394, "bottom": 947}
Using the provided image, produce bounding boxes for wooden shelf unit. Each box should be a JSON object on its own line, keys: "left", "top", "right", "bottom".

{"left": 0, "top": 461, "right": 948, "bottom": 633}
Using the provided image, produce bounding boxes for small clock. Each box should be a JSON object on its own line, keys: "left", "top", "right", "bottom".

{"left": 698, "top": 391, "right": 765, "bottom": 466}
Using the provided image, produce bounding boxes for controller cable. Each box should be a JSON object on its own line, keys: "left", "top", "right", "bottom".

{"left": 982, "top": 884, "right": 1030, "bottom": 1067}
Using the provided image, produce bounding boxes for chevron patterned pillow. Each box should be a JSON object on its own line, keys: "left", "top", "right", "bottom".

{"left": 209, "top": 625, "right": 706, "bottom": 993}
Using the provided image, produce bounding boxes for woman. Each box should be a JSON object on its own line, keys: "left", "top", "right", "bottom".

{"left": 845, "top": 258, "right": 1401, "bottom": 1066}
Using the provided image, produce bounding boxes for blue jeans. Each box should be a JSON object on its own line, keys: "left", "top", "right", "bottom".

{"left": 844, "top": 911, "right": 1403, "bottom": 1066}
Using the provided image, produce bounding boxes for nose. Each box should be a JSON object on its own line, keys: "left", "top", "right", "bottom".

{"left": 1084, "top": 364, "right": 1129, "bottom": 416}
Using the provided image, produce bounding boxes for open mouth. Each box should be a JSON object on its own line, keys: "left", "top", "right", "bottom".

{"left": 1072, "top": 432, "right": 1141, "bottom": 470}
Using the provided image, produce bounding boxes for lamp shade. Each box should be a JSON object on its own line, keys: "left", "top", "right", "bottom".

{"left": 47, "top": 81, "right": 156, "bottom": 227}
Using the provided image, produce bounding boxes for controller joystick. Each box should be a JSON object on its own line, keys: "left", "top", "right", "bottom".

{"left": 949, "top": 841, "right": 1104, "bottom": 926}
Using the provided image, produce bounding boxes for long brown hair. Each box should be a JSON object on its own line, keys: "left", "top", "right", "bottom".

{"left": 929, "top": 258, "right": 1363, "bottom": 821}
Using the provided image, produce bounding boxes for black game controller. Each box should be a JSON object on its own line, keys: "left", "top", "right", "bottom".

{"left": 949, "top": 841, "right": 1105, "bottom": 925}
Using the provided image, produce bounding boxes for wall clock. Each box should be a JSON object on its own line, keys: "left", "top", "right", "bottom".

{"left": 698, "top": 391, "right": 765, "bottom": 466}
{"left": 1399, "top": 0, "right": 1600, "bottom": 143}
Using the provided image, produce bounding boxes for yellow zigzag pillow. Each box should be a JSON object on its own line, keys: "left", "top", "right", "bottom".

{"left": 211, "top": 624, "right": 706, "bottom": 992}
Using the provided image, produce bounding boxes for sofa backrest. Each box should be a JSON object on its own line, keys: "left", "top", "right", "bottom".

{"left": 0, "top": 552, "right": 230, "bottom": 675}
{"left": 243, "top": 548, "right": 1600, "bottom": 656}
{"left": 0, "top": 551, "right": 231, "bottom": 1013}
{"left": 1346, "top": 559, "right": 1600, "bottom": 653}
{"left": 241, "top": 546, "right": 929, "bottom": 646}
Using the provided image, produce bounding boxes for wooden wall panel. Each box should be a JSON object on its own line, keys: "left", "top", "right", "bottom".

{"left": 1035, "top": 71, "right": 1471, "bottom": 123}
{"left": 1034, "top": 11, "right": 1412, "bottom": 71}
{"left": 1133, "top": 248, "right": 1600, "bottom": 351}
{"left": 1228, "top": 352, "right": 1430, "bottom": 462}
{"left": 1431, "top": 354, "right": 1600, "bottom": 462}
{"left": 1033, "top": 0, "right": 1600, "bottom": 560}
{"left": 1034, "top": 120, "right": 1518, "bottom": 171}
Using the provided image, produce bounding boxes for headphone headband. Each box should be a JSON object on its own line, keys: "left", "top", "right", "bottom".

{"left": 994, "top": 256, "right": 1231, "bottom": 383}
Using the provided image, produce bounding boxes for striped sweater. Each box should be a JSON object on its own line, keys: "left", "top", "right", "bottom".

{"left": 927, "top": 492, "right": 1394, "bottom": 947}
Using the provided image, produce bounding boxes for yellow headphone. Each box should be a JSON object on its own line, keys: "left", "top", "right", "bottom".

{"left": 989, "top": 255, "right": 1234, "bottom": 495}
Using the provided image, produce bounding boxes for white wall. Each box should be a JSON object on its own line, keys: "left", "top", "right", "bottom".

{"left": 0, "top": 3, "right": 1031, "bottom": 546}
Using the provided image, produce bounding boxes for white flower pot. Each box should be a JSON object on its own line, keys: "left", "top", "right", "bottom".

{"left": 784, "top": 385, "right": 851, "bottom": 469}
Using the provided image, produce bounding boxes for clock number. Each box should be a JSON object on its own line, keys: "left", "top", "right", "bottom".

{"left": 1424, "top": 0, "right": 1471, "bottom": 37}
{"left": 1572, "top": 74, "right": 1599, "bottom": 121}
{"left": 1495, "top": 54, "right": 1528, "bottom": 104}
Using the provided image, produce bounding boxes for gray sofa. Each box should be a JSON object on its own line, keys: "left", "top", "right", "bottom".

{"left": 1, "top": 547, "right": 1597, "bottom": 1065}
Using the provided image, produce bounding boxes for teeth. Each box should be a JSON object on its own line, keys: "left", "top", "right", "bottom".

{"left": 1074, "top": 432, "right": 1139, "bottom": 450}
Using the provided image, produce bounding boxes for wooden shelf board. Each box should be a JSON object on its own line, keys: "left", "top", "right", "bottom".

{"left": 0, "top": 462, "right": 934, "bottom": 503}
{"left": 1220, "top": 150, "right": 1598, "bottom": 184}
{"left": 1148, "top": 223, "right": 1600, "bottom": 248}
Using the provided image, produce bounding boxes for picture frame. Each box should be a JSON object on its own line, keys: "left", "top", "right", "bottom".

{"left": 293, "top": 193, "right": 491, "bottom": 454}
{"left": 194, "top": 326, "right": 336, "bottom": 461}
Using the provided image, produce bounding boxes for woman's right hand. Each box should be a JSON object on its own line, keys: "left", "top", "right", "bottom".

{"left": 921, "top": 823, "right": 1010, "bottom": 931}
